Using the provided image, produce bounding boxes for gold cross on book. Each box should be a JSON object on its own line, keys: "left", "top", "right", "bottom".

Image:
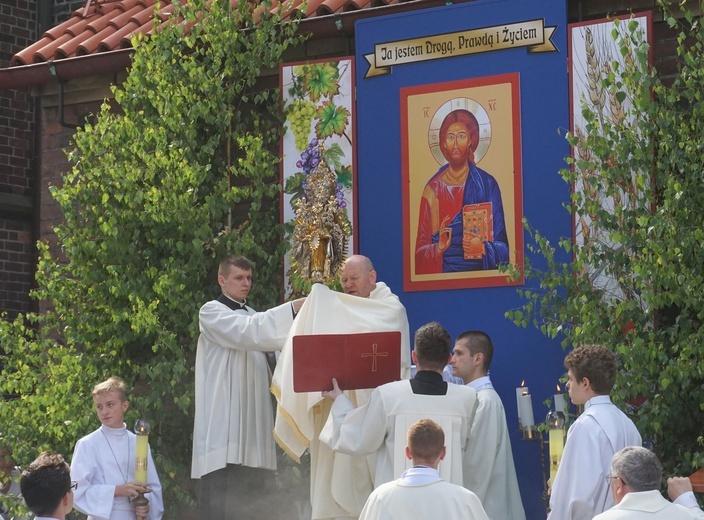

{"left": 361, "top": 343, "right": 389, "bottom": 372}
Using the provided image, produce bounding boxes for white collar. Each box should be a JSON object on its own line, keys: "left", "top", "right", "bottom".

{"left": 584, "top": 394, "right": 612, "bottom": 410}
{"left": 397, "top": 466, "right": 443, "bottom": 487}
{"left": 100, "top": 423, "right": 128, "bottom": 436}
{"left": 467, "top": 375, "right": 493, "bottom": 391}
{"left": 222, "top": 294, "right": 247, "bottom": 306}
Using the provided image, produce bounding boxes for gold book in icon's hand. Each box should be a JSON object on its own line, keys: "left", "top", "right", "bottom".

{"left": 462, "top": 202, "right": 493, "bottom": 259}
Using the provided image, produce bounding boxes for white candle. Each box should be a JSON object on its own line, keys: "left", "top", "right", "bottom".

{"left": 554, "top": 393, "right": 567, "bottom": 414}
{"left": 516, "top": 383, "right": 528, "bottom": 428}
{"left": 518, "top": 392, "right": 535, "bottom": 429}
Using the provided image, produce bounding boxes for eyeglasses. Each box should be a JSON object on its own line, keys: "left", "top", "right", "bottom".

{"left": 605, "top": 474, "right": 622, "bottom": 485}
{"left": 70, "top": 481, "right": 78, "bottom": 491}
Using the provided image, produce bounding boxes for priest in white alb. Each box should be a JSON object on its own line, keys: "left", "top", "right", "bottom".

{"left": 272, "top": 255, "right": 411, "bottom": 519}
{"left": 321, "top": 322, "right": 477, "bottom": 491}
{"left": 450, "top": 330, "right": 526, "bottom": 520}
{"left": 191, "top": 254, "right": 305, "bottom": 520}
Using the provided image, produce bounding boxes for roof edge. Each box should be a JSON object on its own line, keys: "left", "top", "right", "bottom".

{"left": 0, "top": 48, "right": 133, "bottom": 91}
{"left": 0, "top": 0, "right": 471, "bottom": 91}
{"left": 300, "top": 0, "right": 472, "bottom": 38}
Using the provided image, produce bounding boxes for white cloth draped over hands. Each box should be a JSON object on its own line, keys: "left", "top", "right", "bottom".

{"left": 271, "top": 282, "right": 411, "bottom": 519}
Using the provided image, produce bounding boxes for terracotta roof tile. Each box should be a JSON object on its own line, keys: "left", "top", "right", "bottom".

{"left": 13, "top": 36, "right": 55, "bottom": 66}
{"left": 130, "top": 5, "right": 160, "bottom": 25}
{"left": 99, "top": 20, "right": 140, "bottom": 52}
{"left": 85, "top": 7, "right": 124, "bottom": 33}
{"left": 108, "top": 4, "right": 146, "bottom": 29}
{"left": 7, "top": 0, "right": 439, "bottom": 68}
{"left": 55, "top": 30, "right": 97, "bottom": 60}
{"left": 317, "top": 0, "right": 348, "bottom": 16}
{"left": 30, "top": 34, "right": 74, "bottom": 63}
{"left": 65, "top": 18, "right": 94, "bottom": 37}
{"left": 77, "top": 25, "right": 119, "bottom": 55}
{"left": 116, "top": 0, "right": 144, "bottom": 11}
{"left": 44, "top": 19, "right": 80, "bottom": 40}
{"left": 343, "top": 0, "right": 369, "bottom": 12}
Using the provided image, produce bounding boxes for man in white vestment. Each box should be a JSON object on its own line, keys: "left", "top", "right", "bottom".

{"left": 549, "top": 345, "right": 642, "bottom": 520}
{"left": 358, "top": 419, "right": 489, "bottom": 520}
{"left": 20, "top": 452, "right": 74, "bottom": 520}
{"left": 593, "top": 446, "right": 704, "bottom": 520}
{"left": 451, "top": 330, "right": 526, "bottom": 520}
{"left": 272, "top": 255, "right": 411, "bottom": 519}
{"left": 322, "top": 322, "right": 478, "bottom": 492}
{"left": 191, "top": 254, "right": 305, "bottom": 520}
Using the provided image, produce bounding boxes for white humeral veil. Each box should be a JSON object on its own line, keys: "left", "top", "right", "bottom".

{"left": 272, "top": 283, "right": 411, "bottom": 519}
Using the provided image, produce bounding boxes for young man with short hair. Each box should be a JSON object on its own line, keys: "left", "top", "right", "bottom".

{"left": 192, "top": 254, "right": 305, "bottom": 520}
{"left": 451, "top": 330, "right": 525, "bottom": 520}
{"left": 323, "top": 322, "right": 478, "bottom": 491}
{"left": 20, "top": 451, "right": 74, "bottom": 520}
{"left": 548, "top": 345, "right": 642, "bottom": 520}
{"left": 358, "top": 419, "right": 489, "bottom": 520}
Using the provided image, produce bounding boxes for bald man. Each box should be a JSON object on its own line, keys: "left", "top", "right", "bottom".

{"left": 340, "top": 255, "right": 377, "bottom": 297}
{"left": 273, "top": 254, "right": 411, "bottom": 519}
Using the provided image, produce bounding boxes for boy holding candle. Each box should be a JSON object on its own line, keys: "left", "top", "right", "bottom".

{"left": 71, "top": 377, "right": 163, "bottom": 520}
{"left": 548, "top": 345, "right": 641, "bottom": 520}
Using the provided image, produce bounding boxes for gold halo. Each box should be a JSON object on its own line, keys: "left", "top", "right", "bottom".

{"left": 429, "top": 98, "right": 492, "bottom": 166}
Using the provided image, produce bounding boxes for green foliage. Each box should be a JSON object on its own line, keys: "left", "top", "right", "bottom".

{"left": 506, "top": 3, "right": 704, "bottom": 480}
{"left": 0, "top": 1, "right": 303, "bottom": 517}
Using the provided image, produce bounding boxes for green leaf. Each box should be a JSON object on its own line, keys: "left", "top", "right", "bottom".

{"left": 303, "top": 62, "right": 340, "bottom": 102}
{"left": 315, "top": 101, "right": 350, "bottom": 139}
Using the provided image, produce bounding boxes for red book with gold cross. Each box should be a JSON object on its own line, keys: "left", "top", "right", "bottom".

{"left": 292, "top": 331, "right": 402, "bottom": 392}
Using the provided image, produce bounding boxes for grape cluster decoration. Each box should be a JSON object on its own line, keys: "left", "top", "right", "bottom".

{"left": 283, "top": 61, "right": 354, "bottom": 294}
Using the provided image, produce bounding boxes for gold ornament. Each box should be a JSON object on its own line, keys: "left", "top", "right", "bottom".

{"left": 290, "top": 148, "right": 351, "bottom": 284}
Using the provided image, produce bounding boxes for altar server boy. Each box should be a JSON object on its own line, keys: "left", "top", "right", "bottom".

{"left": 71, "top": 377, "right": 163, "bottom": 520}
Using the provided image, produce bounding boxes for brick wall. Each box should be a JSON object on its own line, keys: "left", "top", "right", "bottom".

{"left": 38, "top": 100, "right": 103, "bottom": 250}
{"left": 0, "top": 0, "right": 84, "bottom": 318}
{"left": 0, "top": 219, "right": 34, "bottom": 316}
{"left": 0, "top": 0, "right": 38, "bottom": 318}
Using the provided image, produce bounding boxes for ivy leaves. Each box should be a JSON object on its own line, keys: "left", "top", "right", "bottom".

{"left": 0, "top": 0, "right": 303, "bottom": 517}
{"left": 507, "top": 1, "right": 704, "bottom": 480}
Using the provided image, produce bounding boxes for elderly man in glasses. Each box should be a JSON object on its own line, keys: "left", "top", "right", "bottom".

{"left": 20, "top": 452, "right": 75, "bottom": 520}
{"left": 594, "top": 446, "right": 704, "bottom": 520}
